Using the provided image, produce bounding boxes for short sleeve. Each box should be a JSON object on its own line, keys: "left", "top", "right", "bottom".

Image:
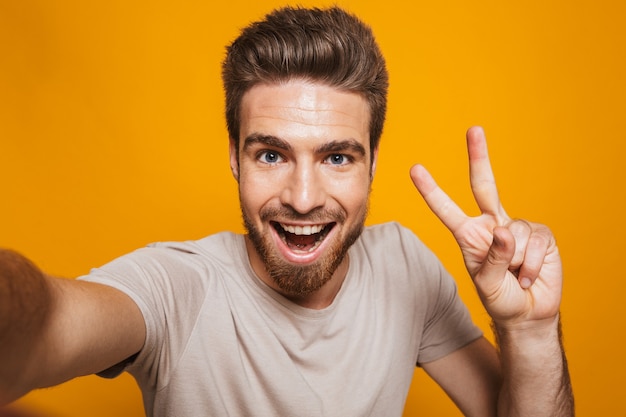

{"left": 78, "top": 242, "right": 214, "bottom": 388}
{"left": 393, "top": 224, "right": 483, "bottom": 365}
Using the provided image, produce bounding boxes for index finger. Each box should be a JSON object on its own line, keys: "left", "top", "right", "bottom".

{"left": 467, "top": 126, "right": 507, "bottom": 219}
{"left": 410, "top": 163, "right": 468, "bottom": 232}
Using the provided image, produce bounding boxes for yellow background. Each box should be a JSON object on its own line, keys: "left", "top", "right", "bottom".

{"left": 1, "top": 0, "right": 624, "bottom": 415}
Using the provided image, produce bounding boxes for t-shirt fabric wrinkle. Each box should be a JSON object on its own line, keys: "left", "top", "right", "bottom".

{"left": 80, "top": 221, "right": 481, "bottom": 417}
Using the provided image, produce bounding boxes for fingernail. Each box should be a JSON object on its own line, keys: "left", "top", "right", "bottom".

{"left": 520, "top": 277, "right": 532, "bottom": 289}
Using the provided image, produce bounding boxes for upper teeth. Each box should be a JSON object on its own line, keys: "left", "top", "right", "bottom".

{"left": 280, "top": 224, "right": 324, "bottom": 235}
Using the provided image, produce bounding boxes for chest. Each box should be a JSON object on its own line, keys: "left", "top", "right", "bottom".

{"left": 156, "top": 284, "right": 421, "bottom": 417}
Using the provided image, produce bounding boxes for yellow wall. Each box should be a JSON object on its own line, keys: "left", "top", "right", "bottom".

{"left": 1, "top": 1, "right": 624, "bottom": 415}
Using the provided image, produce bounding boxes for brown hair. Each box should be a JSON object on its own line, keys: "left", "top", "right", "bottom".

{"left": 221, "top": 6, "right": 389, "bottom": 162}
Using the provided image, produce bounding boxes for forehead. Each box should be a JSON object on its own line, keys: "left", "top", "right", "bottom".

{"left": 239, "top": 80, "right": 370, "bottom": 146}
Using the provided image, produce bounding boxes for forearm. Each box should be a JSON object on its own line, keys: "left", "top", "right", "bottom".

{"left": 0, "top": 249, "right": 53, "bottom": 404}
{"left": 494, "top": 315, "right": 574, "bottom": 417}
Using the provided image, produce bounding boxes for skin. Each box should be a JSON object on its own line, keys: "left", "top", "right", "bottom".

{"left": 231, "top": 79, "right": 564, "bottom": 325}
{"left": 229, "top": 79, "right": 571, "bottom": 415}
{"left": 411, "top": 128, "right": 563, "bottom": 325}
{"left": 230, "top": 79, "right": 376, "bottom": 309}
{"left": 0, "top": 270, "right": 144, "bottom": 404}
{"left": 412, "top": 127, "right": 572, "bottom": 416}
{"left": 1, "top": 79, "right": 572, "bottom": 415}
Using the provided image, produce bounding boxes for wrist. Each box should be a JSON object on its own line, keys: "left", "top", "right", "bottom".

{"left": 493, "top": 313, "right": 573, "bottom": 416}
{"left": 493, "top": 314, "right": 561, "bottom": 340}
{"left": 493, "top": 314, "right": 564, "bottom": 372}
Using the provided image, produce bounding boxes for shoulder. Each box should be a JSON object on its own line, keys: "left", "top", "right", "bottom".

{"left": 95, "top": 231, "right": 243, "bottom": 274}
{"left": 357, "top": 222, "right": 438, "bottom": 267}
{"left": 150, "top": 231, "right": 243, "bottom": 262}
{"left": 349, "top": 222, "right": 450, "bottom": 296}
{"left": 359, "top": 221, "right": 418, "bottom": 247}
{"left": 78, "top": 232, "right": 248, "bottom": 384}
{"left": 354, "top": 222, "right": 462, "bottom": 305}
{"left": 79, "top": 231, "right": 247, "bottom": 303}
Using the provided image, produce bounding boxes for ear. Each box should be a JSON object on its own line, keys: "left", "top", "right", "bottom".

{"left": 370, "top": 146, "right": 379, "bottom": 180}
{"left": 229, "top": 138, "right": 239, "bottom": 181}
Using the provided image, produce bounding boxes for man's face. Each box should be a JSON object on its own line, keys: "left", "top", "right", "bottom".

{"left": 231, "top": 79, "right": 377, "bottom": 301}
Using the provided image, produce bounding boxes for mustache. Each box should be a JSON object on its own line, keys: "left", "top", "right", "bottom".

{"left": 259, "top": 206, "right": 347, "bottom": 224}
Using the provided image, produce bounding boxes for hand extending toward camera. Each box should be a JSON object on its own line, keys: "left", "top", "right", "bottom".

{"left": 410, "top": 127, "right": 563, "bottom": 328}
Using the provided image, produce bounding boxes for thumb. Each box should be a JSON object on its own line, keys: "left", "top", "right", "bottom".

{"left": 474, "top": 226, "right": 515, "bottom": 293}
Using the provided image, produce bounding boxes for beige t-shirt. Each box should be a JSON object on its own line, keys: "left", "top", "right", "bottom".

{"left": 82, "top": 222, "right": 481, "bottom": 417}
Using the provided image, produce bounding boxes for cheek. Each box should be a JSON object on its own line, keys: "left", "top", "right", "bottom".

{"left": 332, "top": 176, "right": 371, "bottom": 216}
{"left": 238, "top": 172, "right": 277, "bottom": 216}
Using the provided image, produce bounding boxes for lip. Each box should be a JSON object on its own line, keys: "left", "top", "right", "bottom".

{"left": 270, "top": 221, "right": 337, "bottom": 264}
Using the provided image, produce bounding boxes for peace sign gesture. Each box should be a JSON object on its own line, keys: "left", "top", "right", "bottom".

{"left": 410, "top": 127, "right": 563, "bottom": 328}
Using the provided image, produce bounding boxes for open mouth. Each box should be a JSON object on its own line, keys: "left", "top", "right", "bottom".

{"left": 272, "top": 222, "right": 335, "bottom": 253}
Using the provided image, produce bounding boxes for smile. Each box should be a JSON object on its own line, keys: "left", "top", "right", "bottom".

{"left": 272, "top": 222, "right": 335, "bottom": 253}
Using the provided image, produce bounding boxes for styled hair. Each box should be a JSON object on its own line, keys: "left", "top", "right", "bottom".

{"left": 221, "top": 6, "right": 389, "bottom": 161}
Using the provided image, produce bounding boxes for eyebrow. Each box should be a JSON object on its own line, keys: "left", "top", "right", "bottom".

{"left": 242, "top": 134, "right": 293, "bottom": 152}
{"left": 315, "top": 139, "right": 366, "bottom": 157}
{"left": 242, "top": 133, "right": 367, "bottom": 158}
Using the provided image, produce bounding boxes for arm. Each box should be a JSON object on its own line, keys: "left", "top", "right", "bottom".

{"left": 411, "top": 127, "right": 574, "bottom": 416}
{"left": 0, "top": 249, "right": 145, "bottom": 405}
{"left": 422, "top": 337, "right": 501, "bottom": 417}
{"left": 0, "top": 249, "right": 52, "bottom": 403}
{"left": 494, "top": 315, "right": 573, "bottom": 416}
{"left": 422, "top": 324, "right": 572, "bottom": 417}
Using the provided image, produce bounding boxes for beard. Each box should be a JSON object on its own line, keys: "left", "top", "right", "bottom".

{"left": 242, "top": 202, "right": 368, "bottom": 297}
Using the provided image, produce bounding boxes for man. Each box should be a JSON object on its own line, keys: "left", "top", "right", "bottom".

{"left": 0, "top": 6, "right": 573, "bottom": 416}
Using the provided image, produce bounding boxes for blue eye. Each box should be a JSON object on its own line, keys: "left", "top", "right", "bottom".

{"left": 259, "top": 151, "right": 282, "bottom": 164}
{"left": 327, "top": 154, "right": 348, "bottom": 165}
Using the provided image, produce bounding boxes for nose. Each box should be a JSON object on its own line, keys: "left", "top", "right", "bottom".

{"left": 280, "top": 162, "right": 326, "bottom": 214}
